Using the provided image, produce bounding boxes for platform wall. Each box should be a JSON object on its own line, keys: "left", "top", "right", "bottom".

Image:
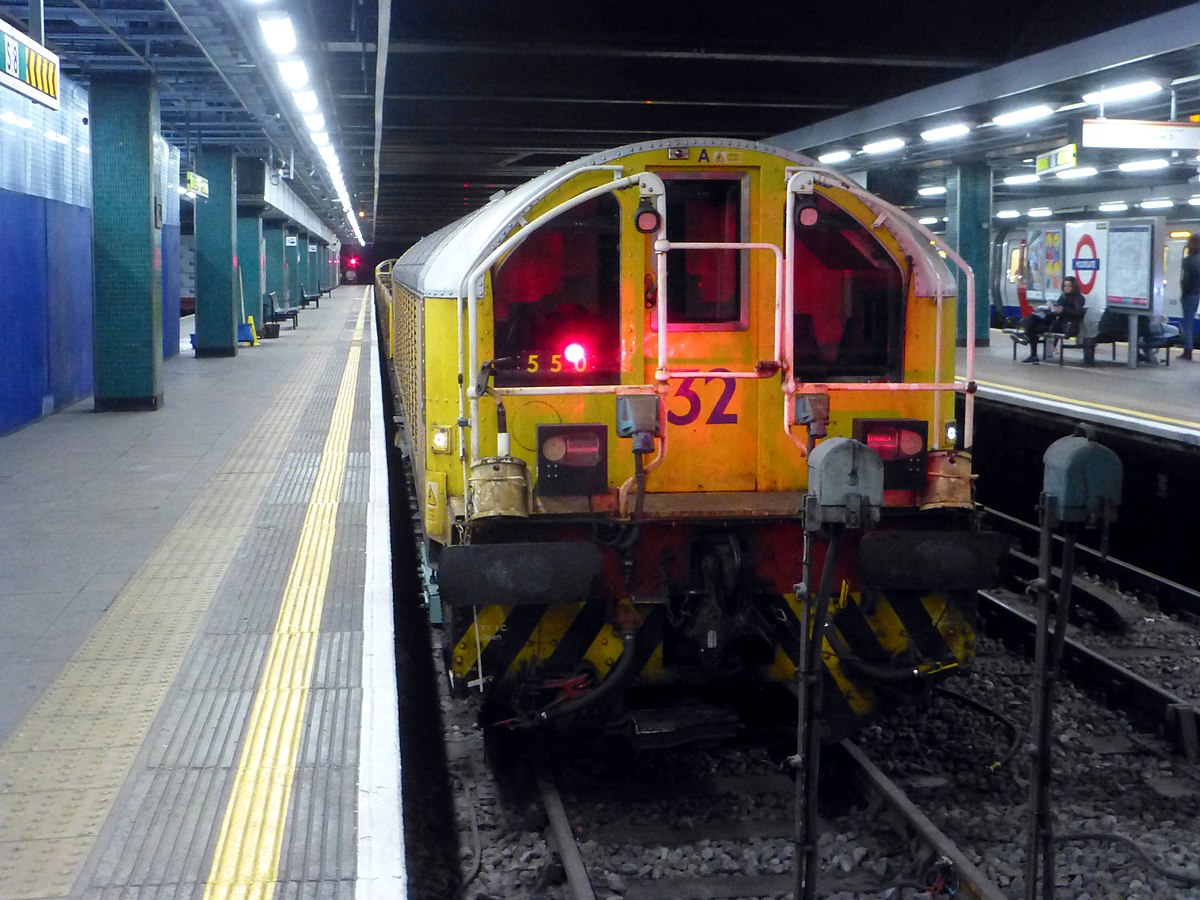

{"left": 0, "top": 77, "right": 94, "bottom": 435}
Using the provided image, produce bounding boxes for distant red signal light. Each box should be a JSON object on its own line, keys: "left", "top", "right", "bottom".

{"left": 348, "top": 256, "right": 359, "bottom": 268}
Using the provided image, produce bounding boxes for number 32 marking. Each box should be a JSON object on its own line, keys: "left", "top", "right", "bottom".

{"left": 667, "top": 369, "right": 738, "bottom": 426}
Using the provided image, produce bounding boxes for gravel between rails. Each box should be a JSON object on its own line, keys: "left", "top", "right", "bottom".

{"left": 857, "top": 634, "right": 1200, "bottom": 900}
{"left": 442, "top": 580, "right": 1200, "bottom": 900}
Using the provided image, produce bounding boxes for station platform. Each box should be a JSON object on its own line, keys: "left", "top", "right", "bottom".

{"left": 961, "top": 328, "right": 1200, "bottom": 447}
{"left": 0, "top": 286, "right": 405, "bottom": 898}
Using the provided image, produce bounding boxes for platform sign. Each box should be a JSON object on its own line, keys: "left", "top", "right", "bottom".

{"left": 185, "top": 172, "right": 209, "bottom": 198}
{"left": 1065, "top": 221, "right": 1108, "bottom": 326}
{"left": 0, "top": 19, "right": 60, "bottom": 110}
{"left": 1035, "top": 143, "right": 1077, "bottom": 175}
{"left": 308, "top": 244, "right": 317, "bottom": 252}
{"left": 1082, "top": 118, "right": 1200, "bottom": 151}
{"left": 285, "top": 235, "right": 298, "bottom": 246}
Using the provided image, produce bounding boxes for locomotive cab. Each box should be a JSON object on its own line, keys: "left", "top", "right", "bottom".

{"left": 377, "top": 139, "right": 1005, "bottom": 745}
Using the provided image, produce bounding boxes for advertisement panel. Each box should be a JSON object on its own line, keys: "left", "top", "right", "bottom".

{"left": 1106, "top": 223, "right": 1155, "bottom": 311}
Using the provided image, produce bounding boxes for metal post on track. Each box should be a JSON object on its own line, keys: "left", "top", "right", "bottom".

{"left": 1023, "top": 425, "right": 1121, "bottom": 900}
{"left": 793, "top": 438, "right": 882, "bottom": 900}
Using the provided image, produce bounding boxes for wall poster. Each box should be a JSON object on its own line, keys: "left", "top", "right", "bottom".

{"left": 1106, "top": 223, "right": 1153, "bottom": 310}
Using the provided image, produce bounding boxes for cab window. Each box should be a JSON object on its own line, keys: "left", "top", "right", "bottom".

{"left": 662, "top": 177, "right": 746, "bottom": 328}
{"left": 791, "top": 194, "right": 903, "bottom": 380}
{"left": 492, "top": 195, "right": 620, "bottom": 386}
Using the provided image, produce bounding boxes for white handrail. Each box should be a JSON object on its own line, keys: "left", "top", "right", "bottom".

{"left": 651, "top": 239, "right": 784, "bottom": 382}
{"left": 463, "top": 171, "right": 652, "bottom": 460}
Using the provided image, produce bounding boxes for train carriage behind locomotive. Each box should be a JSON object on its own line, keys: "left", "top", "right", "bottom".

{"left": 377, "top": 139, "right": 1006, "bottom": 744}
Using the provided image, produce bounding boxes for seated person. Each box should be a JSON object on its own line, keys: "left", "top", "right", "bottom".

{"left": 1138, "top": 315, "right": 1180, "bottom": 364}
{"left": 1020, "top": 276, "right": 1085, "bottom": 363}
{"left": 1092, "top": 309, "right": 1180, "bottom": 364}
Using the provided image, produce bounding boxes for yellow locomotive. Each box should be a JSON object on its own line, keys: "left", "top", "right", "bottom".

{"left": 376, "top": 138, "right": 1004, "bottom": 744}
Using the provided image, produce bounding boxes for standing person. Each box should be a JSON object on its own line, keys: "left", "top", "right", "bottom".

{"left": 1021, "top": 276, "right": 1085, "bottom": 363}
{"left": 1179, "top": 234, "right": 1200, "bottom": 361}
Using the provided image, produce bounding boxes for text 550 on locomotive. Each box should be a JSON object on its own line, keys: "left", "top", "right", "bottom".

{"left": 376, "top": 138, "right": 1007, "bottom": 746}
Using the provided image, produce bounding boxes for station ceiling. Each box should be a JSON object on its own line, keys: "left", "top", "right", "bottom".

{"left": 3, "top": 1, "right": 1200, "bottom": 255}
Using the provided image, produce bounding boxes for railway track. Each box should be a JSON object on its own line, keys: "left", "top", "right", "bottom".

{"left": 979, "top": 505, "right": 1200, "bottom": 762}
{"left": 510, "top": 738, "right": 1010, "bottom": 900}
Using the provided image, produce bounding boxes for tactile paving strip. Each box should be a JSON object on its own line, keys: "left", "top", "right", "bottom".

{"left": 83, "top": 297, "right": 375, "bottom": 898}
{"left": 0, "top": 334, "right": 342, "bottom": 899}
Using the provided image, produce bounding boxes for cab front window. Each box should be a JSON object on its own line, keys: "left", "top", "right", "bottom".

{"left": 791, "top": 194, "right": 904, "bottom": 379}
{"left": 492, "top": 195, "right": 621, "bottom": 386}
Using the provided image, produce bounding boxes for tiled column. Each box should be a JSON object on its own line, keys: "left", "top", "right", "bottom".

{"left": 264, "top": 221, "right": 287, "bottom": 313}
{"left": 286, "top": 226, "right": 301, "bottom": 305}
{"left": 195, "top": 147, "right": 238, "bottom": 357}
{"left": 237, "top": 214, "right": 264, "bottom": 327}
{"left": 946, "top": 163, "right": 992, "bottom": 346}
{"left": 90, "top": 72, "right": 163, "bottom": 411}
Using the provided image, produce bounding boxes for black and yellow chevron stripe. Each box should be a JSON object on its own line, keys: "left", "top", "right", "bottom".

{"left": 448, "top": 588, "right": 974, "bottom": 735}
{"left": 21, "top": 44, "right": 58, "bottom": 101}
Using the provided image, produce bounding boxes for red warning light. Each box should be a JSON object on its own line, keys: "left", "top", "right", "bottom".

{"left": 348, "top": 256, "right": 359, "bottom": 268}
{"left": 564, "top": 342, "right": 586, "bottom": 369}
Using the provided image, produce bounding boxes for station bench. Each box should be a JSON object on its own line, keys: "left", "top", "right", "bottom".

{"left": 1003, "top": 327, "right": 1178, "bottom": 366}
{"left": 299, "top": 283, "right": 321, "bottom": 309}
{"left": 262, "top": 291, "right": 299, "bottom": 330}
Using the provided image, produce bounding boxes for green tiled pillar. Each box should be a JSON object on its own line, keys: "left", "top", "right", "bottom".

{"left": 236, "top": 214, "right": 264, "bottom": 328}
{"left": 945, "top": 163, "right": 992, "bottom": 346}
{"left": 301, "top": 232, "right": 314, "bottom": 297}
{"left": 315, "top": 241, "right": 327, "bottom": 290}
{"left": 195, "top": 147, "right": 238, "bottom": 357}
{"left": 264, "top": 222, "right": 286, "bottom": 314}
{"left": 286, "top": 227, "right": 301, "bottom": 305}
{"left": 90, "top": 73, "right": 163, "bottom": 411}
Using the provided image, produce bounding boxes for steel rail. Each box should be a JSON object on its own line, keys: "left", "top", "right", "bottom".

{"left": 978, "top": 590, "right": 1200, "bottom": 760}
{"left": 982, "top": 506, "right": 1200, "bottom": 620}
{"left": 536, "top": 769, "right": 598, "bottom": 900}
{"left": 837, "top": 740, "right": 1009, "bottom": 900}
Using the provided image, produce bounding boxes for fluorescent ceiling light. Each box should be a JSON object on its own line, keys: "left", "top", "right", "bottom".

{"left": 1056, "top": 166, "right": 1098, "bottom": 180}
{"left": 257, "top": 13, "right": 297, "bottom": 55}
{"left": 1118, "top": 158, "right": 1169, "bottom": 172}
{"left": 995, "top": 209, "right": 1021, "bottom": 219}
{"left": 311, "top": 131, "right": 329, "bottom": 146}
{"left": 1140, "top": 199, "right": 1174, "bottom": 209}
{"left": 1082, "top": 80, "right": 1162, "bottom": 105}
{"left": 918, "top": 216, "right": 940, "bottom": 225}
{"left": 917, "top": 185, "right": 946, "bottom": 197}
{"left": 1189, "top": 197, "right": 1200, "bottom": 206}
{"left": 1027, "top": 208, "right": 1053, "bottom": 217}
{"left": 292, "top": 90, "right": 319, "bottom": 113}
{"left": 1003, "top": 173, "right": 1040, "bottom": 185}
{"left": 920, "top": 123, "right": 970, "bottom": 142}
{"left": 44, "top": 130, "right": 68, "bottom": 144}
{"left": 277, "top": 59, "right": 309, "bottom": 89}
{"left": 862, "top": 137, "right": 905, "bottom": 154}
{"left": 992, "top": 105, "right": 1053, "bottom": 127}
{"left": 1098, "top": 202, "right": 1128, "bottom": 212}
{"left": 303, "top": 113, "right": 325, "bottom": 131}
{"left": 818, "top": 150, "right": 851, "bottom": 164}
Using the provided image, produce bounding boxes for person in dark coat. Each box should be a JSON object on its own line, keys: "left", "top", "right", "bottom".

{"left": 1179, "top": 234, "right": 1200, "bottom": 361}
{"left": 1021, "top": 276, "right": 1085, "bottom": 363}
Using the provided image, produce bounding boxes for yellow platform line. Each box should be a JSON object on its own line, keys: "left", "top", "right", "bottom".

{"left": 965, "top": 375, "right": 1200, "bottom": 432}
{"left": 204, "top": 298, "right": 368, "bottom": 897}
